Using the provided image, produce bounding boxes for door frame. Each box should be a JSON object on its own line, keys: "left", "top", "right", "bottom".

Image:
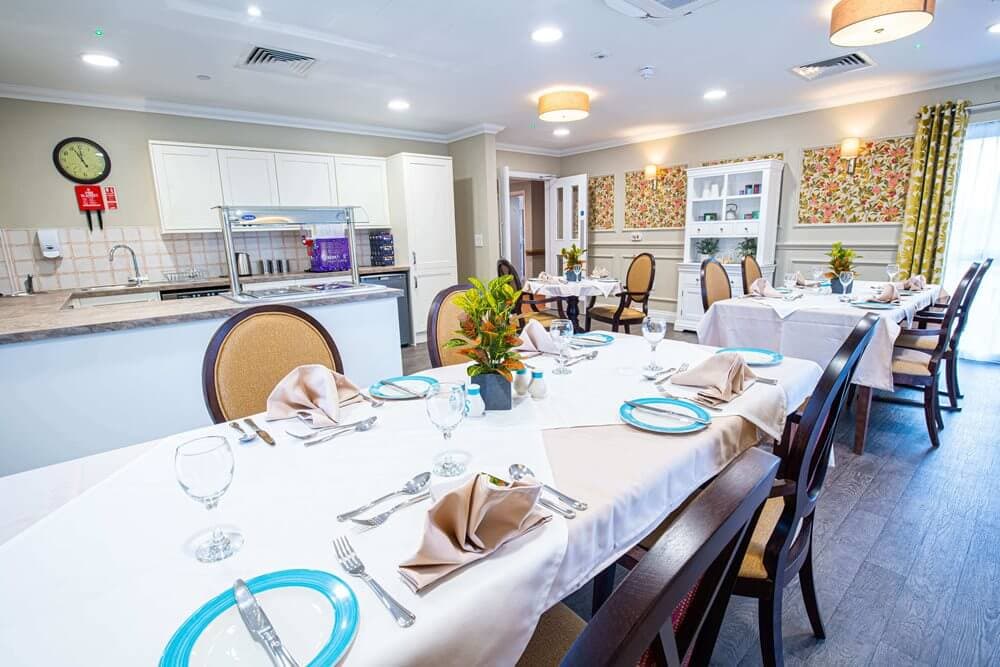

{"left": 498, "top": 169, "right": 558, "bottom": 278}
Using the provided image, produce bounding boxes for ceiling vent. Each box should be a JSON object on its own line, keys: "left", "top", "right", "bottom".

{"left": 603, "top": 0, "right": 721, "bottom": 20}
{"left": 791, "top": 52, "right": 875, "bottom": 81}
{"left": 236, "top": 45, "right": 317, "bottom": 78}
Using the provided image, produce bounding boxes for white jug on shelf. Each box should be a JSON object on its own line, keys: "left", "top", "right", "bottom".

{"left": 710, "top": 183, "right": 721, "bottom": 198}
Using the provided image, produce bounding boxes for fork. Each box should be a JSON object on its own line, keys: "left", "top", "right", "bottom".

{"left": 659, "top": 390, "right": 724, "bottom": 413}
{"left": 654, "top": 362, "right": 690, "bottom": 385}
{"left": 333, "top": 536, "right": 416, "bottom": 628}
{"left": 349, "top": 492, "right": 430, "bottom": 527}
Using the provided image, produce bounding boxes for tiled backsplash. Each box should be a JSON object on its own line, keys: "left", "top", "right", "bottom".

{"left": 0, "top": 227, "right": 310, "bottom": 293}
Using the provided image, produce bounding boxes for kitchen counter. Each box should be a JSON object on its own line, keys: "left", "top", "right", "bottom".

{"left": 358, "top": 264, "right": 409, "bottom": 275}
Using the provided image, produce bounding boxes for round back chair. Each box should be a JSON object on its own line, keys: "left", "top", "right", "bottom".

{"left": 700, "top": 258, "right": 732, "bottom": 311}
{"left": 427, "top": 283, "right": 474, "bottom": 368}
{"left": 741, "top": 255, "right": 763, "bottom": 294}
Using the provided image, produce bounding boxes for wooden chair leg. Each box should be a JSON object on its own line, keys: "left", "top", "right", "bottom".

{"left": 953, "top": 356, "right": 964, "bottom": 399}
{"left": 584, "top": 315, "right": 592, "bottom": 332}
{"left": 611, "top": 322, "right": 620, "bottom": 333}
{"left": 624, "top": 324, "right": 630, "bottom": 334}
{"left": 934, "top": 381, "right": 944, "bottom": 431}
{"left": 591, "top": 564, "right": 615, "bottom": 616}
{"left": 799, "top": 542, "right": 826, "bottom": 639}
{"left": 758, "top": 592, "right": 784, "bottom": 667}
{"left": 946, "top": 357, "right": 961, "bottom": 409}
{"left": 923, "top": 386, "right": 941, "bottom": 448}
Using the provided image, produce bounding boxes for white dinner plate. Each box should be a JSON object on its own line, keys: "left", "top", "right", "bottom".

{"left": 619, "top": 397, "right": 711, "bottom": 434}
{"left": 716, "top": 347, "right": 784, "bottom": 367}
{"left": 369, "top": 375, "right": 439, "bottom": 399}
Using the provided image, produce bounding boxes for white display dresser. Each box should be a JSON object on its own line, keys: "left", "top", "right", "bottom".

{"left": 674, "top": 159, "right": 784, "bottom": 332}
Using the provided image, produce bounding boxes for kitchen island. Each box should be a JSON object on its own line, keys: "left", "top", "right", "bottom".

{"left": 0, "top": 284, "right": 402, "bottom": 475}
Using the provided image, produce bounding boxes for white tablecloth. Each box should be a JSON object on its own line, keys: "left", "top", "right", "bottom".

{"left": 0, "top": 334, "right": 823, "bottom": 666}
{"left": 525, "top": 278, "right": 622, "bottom": 299}
{"left": 698, "top": 281, "right": 942, "bottom": 391}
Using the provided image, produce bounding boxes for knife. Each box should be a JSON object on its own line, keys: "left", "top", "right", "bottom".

{"left": 624, "top": 400, "right": 711, "bottom": 426}
{"left": 380, "top": 380, "right": 427, "bottom": 398}
{"left": 233, "top": 579, "right": 300, "bottom": 667}
{"left": 243, "top": 418, "right": 275, "bottom": 445}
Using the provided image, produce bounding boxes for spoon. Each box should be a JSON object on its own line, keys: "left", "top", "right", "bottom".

{"left": 286, "top": 417, "right": 377, "bottom": 440}
{"left": 509, "top": 463, "right": 588, "bottom": 511}
{"left": 303, "top": 417, "right": 378, "bottom": 447}
{"left": 229, "top": 421, "right": 256, "bottom": 443}
{"left": 337, "top": 472, "right": 432, "bottom": 521}
{"left": 565, "top": 350, "right": 599, "bottom": 367}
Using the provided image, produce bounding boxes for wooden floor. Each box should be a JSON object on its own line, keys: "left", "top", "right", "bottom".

{"left": 402, "top": 331, "right": 1000, "bottom": 666}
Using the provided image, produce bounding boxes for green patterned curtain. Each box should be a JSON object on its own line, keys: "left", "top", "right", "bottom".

{"left": 896, "top": 101, "right": 970, "bottom": 283}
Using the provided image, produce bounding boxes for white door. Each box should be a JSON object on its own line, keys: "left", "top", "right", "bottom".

{"left": 218, "top": 149, "right": 280, "bottom": 206}
{"left": 149, "top": 143, "right": 224, "bottom": 232}
{"left": 335, "top": 156, "right": 390, "bottom": 226}
{"left": 546, "top": 174, "right": 588, "bottom": 274}
{"left": 498, "top": 165, "right": 511, "bottom": 263}
{"left": 275, "top": 153, "right": 338, "bottom": 206}
{"left": 509, "top": 193, "right": 526, "bottom": 277}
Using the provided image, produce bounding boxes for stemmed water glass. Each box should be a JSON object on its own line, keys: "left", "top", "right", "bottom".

{"left": 573, "top": 265, "right": 583, "bottom": 282}
{"left": 812, "top": 266, "right": 825, "bottom": 293}
{"left": 838, "top": 270, "right": 854, "bottom": 302}
{"left": 174, "top": 436, "right": 243, "bottom": 563}
{"left": 426, "top": 382, "right": 469, "bottom": 477}
{"left": 783, "top": 272, "right": 797, "bottom": 290}
{"left": 886, "top": 263, "right": 900, "bottom": 283}
{"left": 549, "top": 319, "right": 575, "bottom": 375}
{"left": 642, "top": 315, "right": 668, "bottom": 372}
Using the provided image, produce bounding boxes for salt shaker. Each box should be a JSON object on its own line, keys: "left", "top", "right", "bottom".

{"left": 466, "top": 385, "right": 486, "bottom": 417}
{"left": 528, "top": 371, "right": 547, "bottom": 399}
{"left": 513, "top": 368, "right": 531, "bottom": 396}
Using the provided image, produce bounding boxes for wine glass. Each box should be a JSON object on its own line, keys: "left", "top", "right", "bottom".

{"left": 886, "top": 263, "right": 900, "bottom": 283}
{"left": 783, "top": 272, "right": 797, "bottom": 290}
{"left": 174, "top": 436, "right": 243, "bottom": 563}
{"left": 573, "top": 264, "right": 583, "bottom": 282}
{"left": 549, "top": 319, "right": 575, "bottom": 375}
{"left": 425, "top": 382, "right": 469, "bottom": 477}
{"left": 642, "top": 316, "right": 668, "bottom": 372}
{"left": 838, "top": 271, "right": 854, "bottom": 302}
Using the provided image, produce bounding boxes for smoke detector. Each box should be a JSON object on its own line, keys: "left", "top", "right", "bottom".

{"left": 638, "top": 66, "right": 656, "bottom": 79}
{"left": 603, "top": 0, "right": 721, "bottom": 20}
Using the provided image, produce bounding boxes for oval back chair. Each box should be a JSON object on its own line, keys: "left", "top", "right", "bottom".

{"left": 741, "top": 255, "right": 763, "bottom": 294}
{"left": 700, "top": 258, "right": 732, "bottom": 311}
{"left": 585, "top": 252, "right": 656, "bottom": 333}
{"left": 427, "top": 283, "right": 474, "bottom": 368}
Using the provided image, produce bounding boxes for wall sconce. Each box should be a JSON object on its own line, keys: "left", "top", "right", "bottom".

{"left": 840, "top": 137, "right": 862, "bottom": 174}
{"left": 644, "top": 164, "right": 659, "bottom": 190}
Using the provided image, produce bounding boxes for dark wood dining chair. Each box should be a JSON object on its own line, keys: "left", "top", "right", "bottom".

{"left": 497, "top": 258, "right": 565, "bottom": 330}
{"left": 741, "top": 255, "right": 763, "bottom": 294}
{"left": 885, "top": 265, "right": 977, "bottom": 447}
{"left": 426, "top": 283, "right": 473, "bottom": 368}
{"left": 700, "top": 258, "right": 731, "bottom": 311}
{"left": 584, "top": 252, "right": 656, "bottom": 333}
{"left": 517, "top": 447, "right": 779, "bottom": 667}
{"left": 202, "top": 305, "right": 344, "bottom": 423}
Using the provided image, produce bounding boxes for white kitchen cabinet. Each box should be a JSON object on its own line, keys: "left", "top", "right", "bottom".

{"left": 275, "top": 153, "right": 339, "bottom": 206}
{"left": 218, "top": 149, "right": 280, "bottom": 207}
{"left": 149, "top": 143, "right": 224, "bottom": 233}
{"left": 387, "top": 153, "right": 457, "bottom": 342}
{"left": 334, "top": 156, "right": 390, "bottom": 227}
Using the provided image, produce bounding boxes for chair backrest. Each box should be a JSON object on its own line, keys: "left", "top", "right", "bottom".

{"left": 922, "top": 264, "right": 978, "bottom": 368}
{"left": 427, "top": 283, "right": 474, "bottom": 368}
{"left": 760, "top": 314, "right": 878, "bottom": 581}
{"left": 497, "top": 258, "right": 524, "bottom": 291}
{"left": 951, "top": 258, "right": 991, "bottom": 347}
{"left": 625, "top": 253, "right": 656, "bottom": 305}
{"left": 202, "top": 305, "right": 344, "bottom": 423}
{"left": 700, "top": 258, "right": 732, "bottom": 311}
{"left": 740, "top": 255, "right": 763, "bottom": 294}
{"left": 563, "top": 448, "right": 779, "bottom": 667}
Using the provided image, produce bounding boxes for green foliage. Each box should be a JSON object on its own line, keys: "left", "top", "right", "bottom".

{"left": 695, "top": 237, "right": 720, "bottom": 256}
{"left": 736, "top": 237, "right": 757, "bottom": 258}
{"left": 442, "top": 275, "right": 526, "bottom": 381}
{"left": 560, "top": 243, "right": 586, "bottom": 269}
{"left": 826, "top": 241, "right": 861, "bottom": 277}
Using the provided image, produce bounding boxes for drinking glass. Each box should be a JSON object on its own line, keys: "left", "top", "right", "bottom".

{"left": 838, "top": 271, "right": 854, "bottom": 302}
{"left": 886, "top": 263, "right": 900, "bottom": 282}
{"left": 573, "top": 265, "right": 583, "bottom": 281}
{"left": 175, "top": 436, "right": 243, "bottom": 563}
{"left": 783, "top": 272, "right": 797, "bottom": 290}
{"left": 426, "top": 383, "right": 469, "bottom": 476}
{"left": 642, "top": 316, "right": 668, "bottom": 372}
{"left": 549, "top": 319, "right": 575, "bottom": 375}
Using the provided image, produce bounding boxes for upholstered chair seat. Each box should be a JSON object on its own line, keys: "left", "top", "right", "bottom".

{"left": 587, "top": 305, "right": 647, "bottom": 321}
{"left": 517, "top": 603, "right": 586, "bottom": 667}
{"left": 737, "top": 497, "right": 787, "bottom": 580}
{"left": 891, "top": 348, "right": 933, "bottom": 377}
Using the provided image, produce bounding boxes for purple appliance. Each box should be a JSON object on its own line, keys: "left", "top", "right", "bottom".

{"left": 311, "top": 237, "right": 351, "bottom": 273}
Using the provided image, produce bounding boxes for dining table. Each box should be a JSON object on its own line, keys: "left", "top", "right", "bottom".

{"left": 697, "top": 280, "right": 943, "bottom": 454}
{"left": 524, "top": 277, "right": 622, "bottom": 332}
{"left": 0, "top": 333, "right": 823, "bottom": 666}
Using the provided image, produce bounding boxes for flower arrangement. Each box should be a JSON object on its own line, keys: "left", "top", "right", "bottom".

{"left": 560, "top": 243, "right": 586, "bottom": 270}
{"left": 444, "top": 275, "right": 525, "bottom": 382}
{"left": 695, "top": 237, "right": 720, "bottom": 258}
{"left": 825, "top": 241, "right": 861, "bottom": 278}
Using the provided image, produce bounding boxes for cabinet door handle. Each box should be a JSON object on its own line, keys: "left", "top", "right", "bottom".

{"left": 411, "top": 251, "right": 417, "bottom": 265}
{"left": 414, "top": 275, "right": 419, "bottom": 289}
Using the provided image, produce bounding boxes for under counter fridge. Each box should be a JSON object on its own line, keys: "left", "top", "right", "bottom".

{"left": 360, "top": 271, "right": 413, "bottom": 346}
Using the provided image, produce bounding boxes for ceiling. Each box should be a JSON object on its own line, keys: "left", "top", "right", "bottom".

{"left": 1, "top": 0, "right": 999, "bottom": 154}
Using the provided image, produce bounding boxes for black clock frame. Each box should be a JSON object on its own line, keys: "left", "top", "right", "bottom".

{"left": 52, "top": 136, "right": 112, "bottom": 184}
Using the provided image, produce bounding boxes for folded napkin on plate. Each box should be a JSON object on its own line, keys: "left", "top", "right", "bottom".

{"left": 872, "top": 282, "right": 898, "bottom": 303}
{"left": 518, "top": 319, "right": 559, "bottom": 354}
{"left": 590, "top": 267, "right": 610, "bottom": 279}
{"left": 398, "top": 473, "right": 551, "bottom": 592}
{"left": 265, "top": 364, "right": 361, "bottom": 427}
{"left": 794, "top": 271, "right": 819, "bottom": 287}
{"left": 536, "top": 272, "right": 567, "bottom": 285}
{"left": 671, "top": 352, "right": 757, "bottom": 406}
{"left": 750, "top": 278, "right": 784, "bottom": 298}
{"left": 904, "top": 274, "right": 927, "bottom": 290}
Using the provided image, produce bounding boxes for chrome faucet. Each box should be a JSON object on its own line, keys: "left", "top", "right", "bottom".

{"left": 109, "top": 244, "right": 148, "bottom": 286}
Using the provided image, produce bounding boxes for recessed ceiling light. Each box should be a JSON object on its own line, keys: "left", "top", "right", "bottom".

{"left": 81, "top": 53, "right": 119, "bottom": 68}
{"left": 989, "top": 22, "right": 1000, "bottom": 34}
{"left": 553, "top": 128, "right": 570, "bottom": 137}
{"left": 703, "top": 89, "right": 727, "bottom": 101}
{"left": 247, "top": 5, "right": 262, "bottom": 18}
{"left": 387, "top": 99, "right": 410, "bottom": 111}
{"left": 531, "top": 26, "right": 563, "bottom": 43}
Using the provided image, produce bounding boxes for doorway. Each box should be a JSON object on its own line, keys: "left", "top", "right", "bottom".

{"left": 499, "top": 168, "right": 556, "bottom": 281}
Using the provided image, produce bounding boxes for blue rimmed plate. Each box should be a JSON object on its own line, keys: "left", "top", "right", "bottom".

{"left": 851, "top": 301, "right": 897, "bottom": 311}
{"left": 619, "top": 397, "right": 711, "bottom": 434}
{"left": 161, "top": 569, "right": 358, "bottom": 667}
{"left": 716, "top": 347, "right": 784, "bottom": 367}
{"left": 369, "top": 375, "right": 439, "bottom": 399}
{"left": 572, "top": 332, "right": 614, "bottom": 347}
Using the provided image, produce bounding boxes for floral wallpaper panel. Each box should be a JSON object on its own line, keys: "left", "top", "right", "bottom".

{"left": 624, "top": 165, "right": 687, "bottom": 229}
{"left": 701, "top": 152, "right": 785, "bottom": 166}
{"left": 587, "top": 175, "right": 615, "bottom": 231}
{"left": 798, "top": 137, "right": 913, "bottom": 224}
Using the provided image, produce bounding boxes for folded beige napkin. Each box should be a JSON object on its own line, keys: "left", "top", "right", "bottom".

{"left": 265, "top": 364, "right": 361, "bottom": 428}
{"left": 671, "top": 353, "right": 758, "bottom": 406}
{"left": 904, "top": 274, "right": 927, "bottom": 290}
{"left": 536, "top": 272, "right": 567, "bottom": 284}
{"left": 518, "top": 319, "right": 559, "bottom": 354}
{"left": 398, "top": 473, "right": 551, "bottom": 592}
{"left": 873, "top": 282, "right": 898, "bottom": 303}
{"left": 750, "top": 278, "right": 783, "bottom": 298}
{"left": 794, "top": 271, "right": 819, "bottom": 287}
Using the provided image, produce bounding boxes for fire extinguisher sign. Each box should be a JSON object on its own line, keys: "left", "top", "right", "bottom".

{"left": 103, "top": 185, "right": 119, "bottom": 210}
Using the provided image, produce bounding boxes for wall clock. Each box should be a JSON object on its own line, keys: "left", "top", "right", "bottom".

{"left": 53, "top": 137, "right": 111, "bottom": 184}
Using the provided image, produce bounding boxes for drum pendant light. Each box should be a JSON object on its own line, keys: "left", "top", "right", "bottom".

{"left": 537, "top": 91, "right": 590, "bottom": 122}
{"left": 830, "top": 0, "right": 935, "bottom": 47}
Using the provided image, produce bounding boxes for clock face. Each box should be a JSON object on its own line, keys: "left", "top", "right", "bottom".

{"left": 53, "top": 137, "right": 111, "bottom": 184}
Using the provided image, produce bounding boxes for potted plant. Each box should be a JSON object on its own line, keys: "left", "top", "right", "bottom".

{"left": 560, "top": 244, "right": 586, "bottom": 281}
{"left": 825, "top": 241, "right": 861, "bottom": 294}
{"left": 695, "top": 237, "right": 720, "bottom": 261}
{"left": 444, "top": 275, "right": 525, "bottom": 410}
{"left": 736, "top": 237, "right": 757, "bottom": 259}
